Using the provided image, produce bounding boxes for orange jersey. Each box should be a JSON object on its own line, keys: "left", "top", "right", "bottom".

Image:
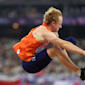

{"left": 13, "top": 23, "right": 50, "bottom": 62}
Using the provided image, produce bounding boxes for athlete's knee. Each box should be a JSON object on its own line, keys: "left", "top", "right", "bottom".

{"left": 47, "top": 47, "right": 58, "bottom": 58}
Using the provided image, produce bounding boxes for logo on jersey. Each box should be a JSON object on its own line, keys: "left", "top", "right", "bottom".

{"left": 17, "top": 49, "right": 20, "bottom": 54}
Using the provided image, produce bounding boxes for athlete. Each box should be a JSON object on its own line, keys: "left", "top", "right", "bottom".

{"left": 13, "top": 7, "right": 85, "bottom": 80}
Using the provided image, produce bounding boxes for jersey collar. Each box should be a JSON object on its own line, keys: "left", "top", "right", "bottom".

{"left": 42, "top": 22, "right": 51, "bottom": 31}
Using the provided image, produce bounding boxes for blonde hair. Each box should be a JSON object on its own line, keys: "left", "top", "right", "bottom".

{"left": 43, "top": 7, "right": 62, "bottom": 25}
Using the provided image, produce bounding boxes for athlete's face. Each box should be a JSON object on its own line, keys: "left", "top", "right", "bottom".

{"left": 51, "top": 16, "right": 63, "bottom": 32}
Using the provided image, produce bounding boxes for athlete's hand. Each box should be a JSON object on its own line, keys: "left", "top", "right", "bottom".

{"left": 80, "top": 68, "right": 85, "bottom": 80}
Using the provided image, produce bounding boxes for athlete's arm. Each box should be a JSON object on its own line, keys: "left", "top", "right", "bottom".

{"left": 55, "top": 47, "right": 80, "bottom": 75}
{"left": 42, "top": 29, "right": 85, "bottom": 56}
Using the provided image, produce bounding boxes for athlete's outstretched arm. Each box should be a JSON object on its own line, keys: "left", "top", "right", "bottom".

{"left": 55, "top": 38, "right": 85, "bottom": 56}
{"left": 55, "top": 47, "right": 80, "bottom": 76}
{"left": 42, "top": 30, "right": 85, "bottom": 56}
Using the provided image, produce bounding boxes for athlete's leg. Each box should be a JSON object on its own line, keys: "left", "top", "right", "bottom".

{"left": 47, "top": 46, "right": 80, "bottom": 74}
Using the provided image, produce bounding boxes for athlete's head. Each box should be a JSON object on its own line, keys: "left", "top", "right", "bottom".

{"left": 43, "top": 7, "right": 63, "bottom": 32}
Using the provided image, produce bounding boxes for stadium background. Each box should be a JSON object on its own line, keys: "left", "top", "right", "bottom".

{"left": 0, "top": 0, "right": 85, "bottom": 85}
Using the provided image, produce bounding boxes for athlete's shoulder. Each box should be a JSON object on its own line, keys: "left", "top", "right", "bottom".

{"left": 32, "top": 25, "right": 47, "bottom": 34}
{"left": 35, "top": 25, "right": 47, "bottom": 30}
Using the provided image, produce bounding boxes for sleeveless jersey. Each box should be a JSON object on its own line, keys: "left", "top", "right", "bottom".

{"left": 13, "top": 23, "right": 51, "bottom": 62}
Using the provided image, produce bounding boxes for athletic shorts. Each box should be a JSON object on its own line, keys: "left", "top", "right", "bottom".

{"left": 22, "top": 49, "right": 52, "bottom": 73}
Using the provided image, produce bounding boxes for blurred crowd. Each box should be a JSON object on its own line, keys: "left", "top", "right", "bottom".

{"left": 0, "top": 7, "right": 41, "bottom": 18}
{"left": 0, "top": 6, "right": 85, "bottom": 19}
{"left": 0, "top": 38, "right": 22, "bottom": 76}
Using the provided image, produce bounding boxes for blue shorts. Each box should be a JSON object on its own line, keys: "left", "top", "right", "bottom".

{"left": 22, "top": 49, "right": 52, "bottom": 73}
